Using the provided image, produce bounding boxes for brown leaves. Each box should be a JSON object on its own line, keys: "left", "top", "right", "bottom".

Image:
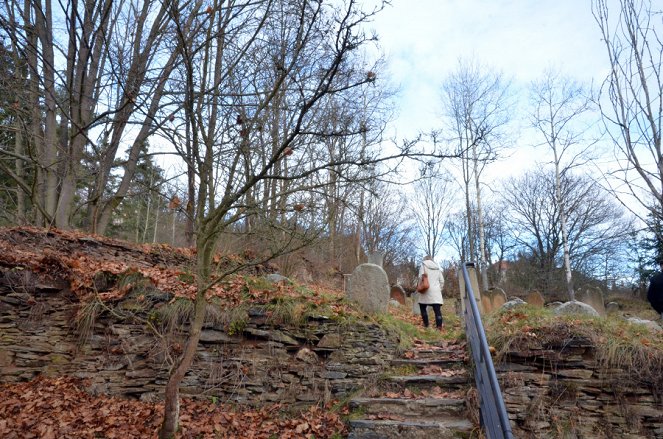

{"left": 0, "top": 377, "right": 347, "bottom": 439}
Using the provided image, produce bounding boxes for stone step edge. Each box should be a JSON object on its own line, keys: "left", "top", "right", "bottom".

{"left": 349, "top": 418, "right": 474, "bottom": 431}
{"left": 349, "top": 397, "right": 466, "bottom": 408}
{"left": 386, "top": 374, "right": 469, "bottom": 384}
{"left": 391, "top": 358, "right": 466, "bottom": 367}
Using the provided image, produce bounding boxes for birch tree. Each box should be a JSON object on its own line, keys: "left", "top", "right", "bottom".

{"left": 530, "top": 69, "right": 595, "bottom": 300}
{"left": 502, "top": 169, "right": 633, "bottom": 295}
{"left": 440, "top": 59, "right": 511, "bottom": 290}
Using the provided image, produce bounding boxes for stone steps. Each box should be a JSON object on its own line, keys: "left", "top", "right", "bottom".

{"left": 390, "top": 358, "right": 466, "bottom": 369}
{"left": 346, "top": 343, "right": 476, "bottom": 438}
{"left": 348, "top": 418, "right": 474, "bottom": 439}
{"left": 348, "top": 397, "right": 466, "bottom": 418}
{"left": 386, "top": 373, "right": 469, "bottom": 390}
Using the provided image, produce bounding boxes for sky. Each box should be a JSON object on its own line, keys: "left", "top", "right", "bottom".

{"left": 366, "top": 0, "right": 614, "bottom": 178}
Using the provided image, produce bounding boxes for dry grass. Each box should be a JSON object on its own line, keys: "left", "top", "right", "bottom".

{"left": 483, "top": 304, "right": 663, "bottom": 392}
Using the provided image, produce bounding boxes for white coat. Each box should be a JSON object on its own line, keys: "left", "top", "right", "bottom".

{"left": 417, "top": 259, "right": 444, "bottom": 304}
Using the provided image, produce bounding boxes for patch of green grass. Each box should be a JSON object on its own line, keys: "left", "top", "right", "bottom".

{"left": 384, "top": 364, "right": 418, "bottom": 377}
{"left": 265, "top": 298, "right": 312, "bottom": 327}
{"left": 152, "top": 297, "right": 195, "bottom": 331}
{"left": 177, "top": 271, "right": 195, "bottom": 285}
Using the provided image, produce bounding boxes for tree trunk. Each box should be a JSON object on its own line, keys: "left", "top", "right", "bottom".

{"left": 14, "top": 122, "right": 25, "bottom": 223}
{"left": 473, "top": 142, "right": 489, "bottom": 291}
{"left": 159, "top": 236, "right": 212, "bottom": 439}
{"left": 555, "top": 161, "right": 575, "bottom": 300}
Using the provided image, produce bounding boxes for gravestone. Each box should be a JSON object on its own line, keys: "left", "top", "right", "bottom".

{"left": 525, "top": 291, "right": 545, "bottom": 308}
{"left": 412, "top": 292, "right": 421, "bottom": 315}
{"left": 347, "top": 263, "right": 389, "bottom": 314}
{"left": 458, "top": 263, "right": 483, "bottom": 315}
{"left": 502, "top": 297, "right": 526, "bottom": 310}
{"left": 554, "top": 300, "right": 600, "bottom": 317}
{"left": 481, "top": 287, "right": 507, "bottom": 314}
{"left": 606, "top": 302, "right": 620, "bottom": 314}
{"left": 626, "top": 317, "right": 662, "bottom": 332}
{"left": 367, "top": 252, "right": 384, "bottom": 267}
{"left": 390, "top": 285, "right": 406, "bottom": 306}
{"left": 578, "top": 287, "right": 606, "bottom": 316}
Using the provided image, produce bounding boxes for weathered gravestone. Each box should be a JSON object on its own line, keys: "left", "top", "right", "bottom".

{"left": 606, "top": 302, "right": 620, "bottom": 314}
{"left": 481, "top": 287, "right": 507, "bottom": 314}
{"left": 554, "top": 300, "right": 600, "bottom": 317}
{"left": 390, "top": 285, "right": 406, "bottom": 306}
{"left": 412, "top": 292, "right": 421, "bottom": 315}
{"left": 367, "top": 252, "right": 384, "bottom": 267}
{"left": 347, "top": 263, "right": 390, "bottom": 314}
{"left": 578, "top": 286, "right": 606, "bottom": 316}
{"left": 525, "top": 291, "right": 545, "bottom": 308}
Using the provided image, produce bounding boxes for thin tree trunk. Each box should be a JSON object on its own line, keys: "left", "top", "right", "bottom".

{"left": 14, "top": 122, "right": 25, "bottom": 223}
{"left": 555, "top": 160, "right": 575, "bottom": 300}
{"left": 153, "top": 197, "right": 160, "bottom": 243}
{"left": 473, "top": 142, "right": 489, "bottom": 291}
{"left": 159, "top": 236, "right": 213, "bottom": 439}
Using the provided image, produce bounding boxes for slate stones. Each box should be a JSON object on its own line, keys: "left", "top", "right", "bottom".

{"left": 347, "top": 263, "right": 390, "bottom": 314}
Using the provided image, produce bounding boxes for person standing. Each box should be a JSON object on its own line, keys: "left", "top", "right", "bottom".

{"left": 647, "top": 259, "right": 663, "bottom": 320}
{"left": 418, "top": 255, "right": 444, "bottom": 330}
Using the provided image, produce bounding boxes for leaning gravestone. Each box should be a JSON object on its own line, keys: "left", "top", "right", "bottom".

{"left": 390, "top": 285, "right": 406, "bottom": 306}
{"left": 481, "top": 287, "right": 507, "bottom": 314}
{"left": 525, "top": 291, "right": 545, "bottom": 308}
{"left": 578, "top": 286, "right": 606, "bottom": 316}
{"left": 347, "top": 263, "right": 390, "bottom": 314}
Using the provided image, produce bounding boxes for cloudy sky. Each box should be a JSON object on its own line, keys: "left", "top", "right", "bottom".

{"left": 367, "top": 0, "right": 612, "bottom": 174}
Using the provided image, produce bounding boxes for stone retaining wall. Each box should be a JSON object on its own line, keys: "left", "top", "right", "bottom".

{"left": 0, "top": 281, "right": 398, "bottom": 408}
{"left": 497, "top": 338, "right": 663, "bottom": 438}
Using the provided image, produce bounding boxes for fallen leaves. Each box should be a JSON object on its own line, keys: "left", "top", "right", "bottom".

{"left": 0, "top": 376, "right": 347, "bottom": 439}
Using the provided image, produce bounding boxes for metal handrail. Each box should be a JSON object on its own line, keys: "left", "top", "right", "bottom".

{"left": 461, "top": 262, "right": 514, "bottom": 439}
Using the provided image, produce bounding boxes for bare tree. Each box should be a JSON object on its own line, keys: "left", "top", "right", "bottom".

{"left": 361, "top": 182, "right": 415, "bottom": 269}
{"left": 502, "top": 168, "right": 633, "bottom": 295}
{"left": 411, "top": 166, "right": 456, "bottom": 259}
{"left": 156, "top": 1, "right": 406, "bottom": 436}
{"left": 529, "top": 68, "right": 595, "bottom": 300}
{"left": 592, "top": 0, "right": 663, "bottom": 228}
{"left": 0, "top": 0, "right": 182, "bottom": 231}
{"left": 440, "top": 58, "right": 512, "bottom": 290}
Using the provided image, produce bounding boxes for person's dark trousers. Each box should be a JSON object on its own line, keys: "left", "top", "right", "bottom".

{"left": 419, "top": 303, "right": 443, "bottom": 328}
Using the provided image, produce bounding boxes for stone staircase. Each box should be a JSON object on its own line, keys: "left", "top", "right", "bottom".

{"left": 347, "top": 340, "right": 477, "bottom": 439}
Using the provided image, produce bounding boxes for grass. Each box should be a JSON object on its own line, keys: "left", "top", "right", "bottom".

{"left": 75, "top": 297, "right": 104, "bottom": 343}
{"left": 375, "top": 297, "right": 465, "bottom": 351}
